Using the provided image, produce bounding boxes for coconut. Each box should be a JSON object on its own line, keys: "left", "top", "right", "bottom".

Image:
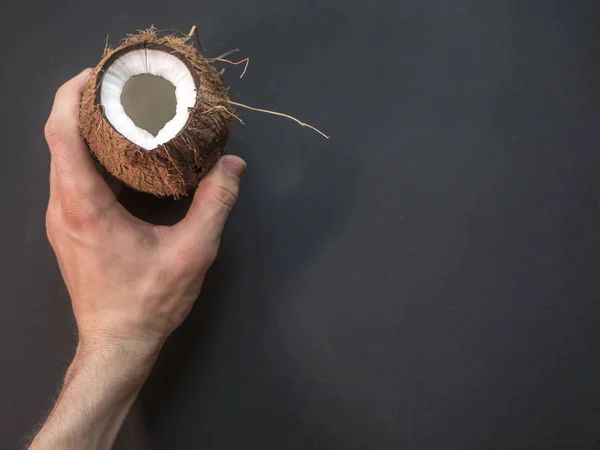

{"left": 79, "top": 28, "right": 233, "bottom": 197}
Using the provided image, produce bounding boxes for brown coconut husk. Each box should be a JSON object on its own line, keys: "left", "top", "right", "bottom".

{"left": 79, "top": 27, "right": 233, "bottom": 198}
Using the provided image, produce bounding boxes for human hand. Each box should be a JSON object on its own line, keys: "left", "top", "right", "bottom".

{"left": 44, "top": 69, "right": 246, "bottom": 356}
{"left": 29, "top": 68, "right": 245, "bottom": 450}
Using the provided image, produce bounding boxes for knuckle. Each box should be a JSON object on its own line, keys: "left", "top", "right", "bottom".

{"left": 65, "top": 211, "right": 96, "bottom": 230}
{"left": 210, "top": 183, "right": 238, "bottom": 210}
{"left": 61, "top": 199, "right": 99, "bottom": 230}
{"left": 45, "top": 206, "right": 59, "bottom": 231}
{"left": 44, "top": 119, "right": 62, "bottom": 147}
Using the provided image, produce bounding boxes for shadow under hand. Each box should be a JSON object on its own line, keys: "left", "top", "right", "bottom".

{"left": 119, "top": 186, "right": 194, "bottom": 226}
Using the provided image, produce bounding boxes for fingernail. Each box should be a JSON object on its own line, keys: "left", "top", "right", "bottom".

{"left": 220, "top": 155, "right": 246, "bottom": 179}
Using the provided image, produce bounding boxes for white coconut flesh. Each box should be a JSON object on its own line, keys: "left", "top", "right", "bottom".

{"left": 100, "top": 49, "right": 197, "bottom": 150}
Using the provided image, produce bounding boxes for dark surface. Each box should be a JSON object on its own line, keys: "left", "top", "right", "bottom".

{"left": 2, "top": 0, "right": 600, "bottom": 449}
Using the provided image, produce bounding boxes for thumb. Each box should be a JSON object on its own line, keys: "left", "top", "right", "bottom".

{"left": 175, "top": 155, "right": 246, "bottom": 247}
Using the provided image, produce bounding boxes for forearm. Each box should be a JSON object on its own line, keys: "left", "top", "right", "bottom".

{"left": 29, "top": 340, "right": 160, "bottom": 450}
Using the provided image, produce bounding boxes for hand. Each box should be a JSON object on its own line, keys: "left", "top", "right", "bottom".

{"left": 44, "top": 69, "right": 246, "bottom": 355}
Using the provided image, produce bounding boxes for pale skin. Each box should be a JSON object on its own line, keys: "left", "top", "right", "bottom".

{"left": 28, "top": 69, "right": 247, "bottom": 450}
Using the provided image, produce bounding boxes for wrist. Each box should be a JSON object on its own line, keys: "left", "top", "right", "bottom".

{"left": 77, "top": 322, "right": 165, "bottom": 358}
{"left": 67, "top": 335, "right": 161, "bottom": 386}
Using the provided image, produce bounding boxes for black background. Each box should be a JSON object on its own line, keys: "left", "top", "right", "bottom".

{"left": 2, "top": 0, "right": 600, "bottom": 449}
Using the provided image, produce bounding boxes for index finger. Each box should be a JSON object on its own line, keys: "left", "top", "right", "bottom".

{"left": 44, "top": 69, "right": 113, "bottom": 202}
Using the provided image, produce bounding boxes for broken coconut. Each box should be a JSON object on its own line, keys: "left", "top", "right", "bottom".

{"left": 79, "top": 29, "right": 233, "bottom": 197}
{"left": 80, "top": 27, "right": 328, "bottom": 197}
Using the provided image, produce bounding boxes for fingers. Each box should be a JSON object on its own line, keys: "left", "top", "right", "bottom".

{"left": 45, "top": 69, "right": 114, "bottom": 205}
{"left": 173, "top": 155, "right": 246, "bottom": 251}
